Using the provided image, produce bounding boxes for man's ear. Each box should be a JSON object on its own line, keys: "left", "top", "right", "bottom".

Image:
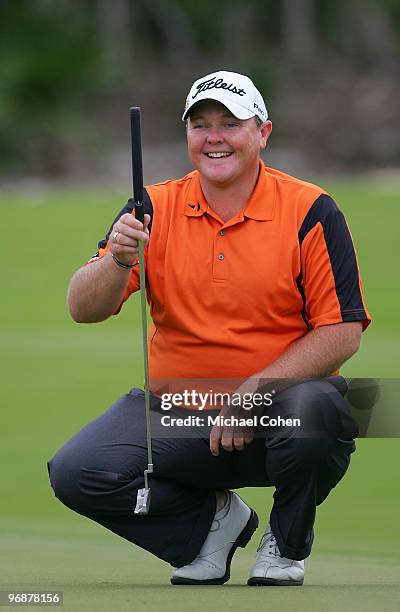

{"left": 260, "top": 121, "right": 273, "bottom": 150}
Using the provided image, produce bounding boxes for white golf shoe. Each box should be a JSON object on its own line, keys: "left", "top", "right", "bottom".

{"left": 248, "top": 524, "right": 305, "bottom": 586}
{"left": 171, "top": 491, "right": 258, "bottom": 585}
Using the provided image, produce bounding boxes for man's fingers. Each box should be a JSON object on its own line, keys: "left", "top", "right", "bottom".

{"left": 127, "top": 211, "right": 151, "bottom": 232}
{"left": 233, "top": 430, "right": 246, "bottom": 451}
{"left": 108, "top": 212, "right": 150, "bottom": 267}
{"left": 113, "top": 233, "right": 143, "bottom": 248}
{"left": 210, "top": 423, "right": 255, "bottom": 455}
{"left": 118, "top": 222, "right": 148, "bottom": 243}
{"left": 113, "top": 245, "right": 139, "bottom": 258}
{"left": 120, "top": 212, "right": 148, "bottom": 229}
{"left": 118, "top": 212, "right": 150, "bottom": 235}
{"left": 221, "top": 427, "right": 235, "bottom": 452}
{"left": 111, "top": 213, "right": 150, "bottom": 250}
{"left": 210, "top": 425, "right": 223, "bottom": 456}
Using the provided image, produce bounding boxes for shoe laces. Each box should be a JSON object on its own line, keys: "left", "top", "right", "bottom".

{"left": 257, "top": 530, "right": 281, "bottom": 558}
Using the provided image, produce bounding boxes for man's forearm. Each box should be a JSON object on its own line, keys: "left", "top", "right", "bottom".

{"left": 256, "top": 322, "right": 362, "bottom": 382}
{"left": 67, "top": 253, "right": 131, "bottom": 323}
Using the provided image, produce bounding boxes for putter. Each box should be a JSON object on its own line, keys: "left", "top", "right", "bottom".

{"left": 130, "top": 107, "right": 153, "bottom": 515}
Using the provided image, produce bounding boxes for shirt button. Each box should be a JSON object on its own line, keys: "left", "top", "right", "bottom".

{"left": 218, "top": 253, "right": 225, "bottom": 261}
{"left": 219, "top": 230, "right": 225, "bottom": 236}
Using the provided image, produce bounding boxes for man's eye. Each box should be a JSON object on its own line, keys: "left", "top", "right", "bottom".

{"left": 192, "top": 124, "right": 204, "bottom": 129}
{"left": 225, "top": 123, "right": 239, "bottom": 128}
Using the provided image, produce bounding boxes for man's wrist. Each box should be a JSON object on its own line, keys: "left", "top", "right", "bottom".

{"left": 111, "top": 253, "right": 138, "bottom": 270}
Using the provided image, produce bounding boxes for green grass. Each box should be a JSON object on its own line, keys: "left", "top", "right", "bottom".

{"left": 1, "top": 527, "right": 399, "bottom": 612}
{"left": 1, "top": 181, "right": 400, "bottom": 610}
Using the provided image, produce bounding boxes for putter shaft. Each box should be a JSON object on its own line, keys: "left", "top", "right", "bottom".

{"left": 138, "top": 238, "right": 153, "bottom": 468}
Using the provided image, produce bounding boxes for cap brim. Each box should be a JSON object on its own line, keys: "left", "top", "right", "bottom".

{"left": 182, "top": 96, "right": 255, "bottom": 121}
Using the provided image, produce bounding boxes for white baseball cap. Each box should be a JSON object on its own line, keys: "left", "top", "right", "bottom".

{"left": 182, "top": 70, "right": 268, "bottom": 122}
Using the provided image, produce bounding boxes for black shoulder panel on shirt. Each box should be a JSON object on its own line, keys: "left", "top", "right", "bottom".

{"left": 298, "top": 194, "right": 339, "bottom": 245}
{"left": 298, "top": 194, "right": 368, "bottom": 322}
{"left": 97, "top": 188, "right": 154, "bottom": 250}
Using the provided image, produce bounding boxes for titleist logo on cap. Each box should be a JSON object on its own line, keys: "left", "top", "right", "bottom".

{"left": 192, "top": 77, "right": 246, "bottom": 100}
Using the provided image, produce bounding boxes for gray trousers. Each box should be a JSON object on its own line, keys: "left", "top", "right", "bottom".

{"left": 47, "top": 378, "right": 356, "bottom": 566}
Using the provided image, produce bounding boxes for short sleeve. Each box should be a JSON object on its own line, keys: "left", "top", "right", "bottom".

{"left": 298, "top": 194, "right": 371, "bottom": 331}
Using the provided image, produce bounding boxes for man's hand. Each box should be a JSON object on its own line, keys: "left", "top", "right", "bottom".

{"left": 209, "top": 378, "right": 260, "bottom": 456}
{"left": 110, "top": 213, "right": 151, "bottom": 266}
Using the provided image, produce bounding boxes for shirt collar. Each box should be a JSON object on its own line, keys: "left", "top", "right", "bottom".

{"left": 183, "top": 161, "right": 275, "bottom": 221}
{"left": 243, "top": 161, "right": 275, "bottom": 221}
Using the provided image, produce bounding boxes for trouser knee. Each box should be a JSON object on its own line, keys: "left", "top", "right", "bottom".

{"left": 47, "top": 449, "right": 86, "bottom": 512}
{"left": 48, "top": 443, "right": 149, "bottom": 515}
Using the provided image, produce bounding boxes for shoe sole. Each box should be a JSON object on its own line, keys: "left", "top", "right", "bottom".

{"left": 247, "top": 577, "right": 304, "bottom": 587}
{"left": 171, "top": 508, "right": 259, "bottom": 586}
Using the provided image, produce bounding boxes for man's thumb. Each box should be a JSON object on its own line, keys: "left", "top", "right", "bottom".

{"left": 144, "top": 213, "right": 151, "bottom": 230}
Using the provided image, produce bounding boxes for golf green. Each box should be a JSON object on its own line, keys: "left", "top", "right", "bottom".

{"left": 1, "top": 508, "right": 399, "bottom": 612}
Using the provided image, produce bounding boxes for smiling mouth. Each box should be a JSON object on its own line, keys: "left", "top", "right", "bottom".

{"left": 205, "top": 152, "right": 233, "bottom": 158}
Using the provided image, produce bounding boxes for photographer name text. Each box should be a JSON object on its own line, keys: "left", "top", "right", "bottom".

{"left": 160, "top": 415, "right": 301, "bottom": 428}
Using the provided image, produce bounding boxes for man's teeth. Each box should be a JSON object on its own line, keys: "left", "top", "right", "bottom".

{"left": 206, "top": 152, "right": 232, "bottom": 158}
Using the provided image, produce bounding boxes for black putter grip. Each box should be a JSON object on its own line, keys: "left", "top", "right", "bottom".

{"left": 130, "top": 107, "right": 144, "bottom": 224}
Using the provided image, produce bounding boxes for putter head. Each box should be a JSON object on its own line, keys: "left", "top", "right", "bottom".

{"left": 134, "top": 487, "right": 151, "bottom": 515}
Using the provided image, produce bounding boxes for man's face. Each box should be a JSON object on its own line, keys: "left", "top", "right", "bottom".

{"left": 186, "top": 101, "right": 272, "bottom": 187}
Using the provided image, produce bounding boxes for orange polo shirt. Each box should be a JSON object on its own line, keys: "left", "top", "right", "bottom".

{"left": 90, "top": 161, "right": 371, "bottom": 386}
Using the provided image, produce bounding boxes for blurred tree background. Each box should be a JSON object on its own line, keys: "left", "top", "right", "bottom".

{"left": 0, "top": 0, "right": 399, "bottom": 180}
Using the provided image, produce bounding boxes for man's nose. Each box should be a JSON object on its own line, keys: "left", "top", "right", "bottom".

{"left": 206, "top": 127, "right": 224, "bottom": 144}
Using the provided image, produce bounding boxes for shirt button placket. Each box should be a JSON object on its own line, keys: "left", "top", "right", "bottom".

{"left": 213, "top": 228, "right": 227, "bottom": 281}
